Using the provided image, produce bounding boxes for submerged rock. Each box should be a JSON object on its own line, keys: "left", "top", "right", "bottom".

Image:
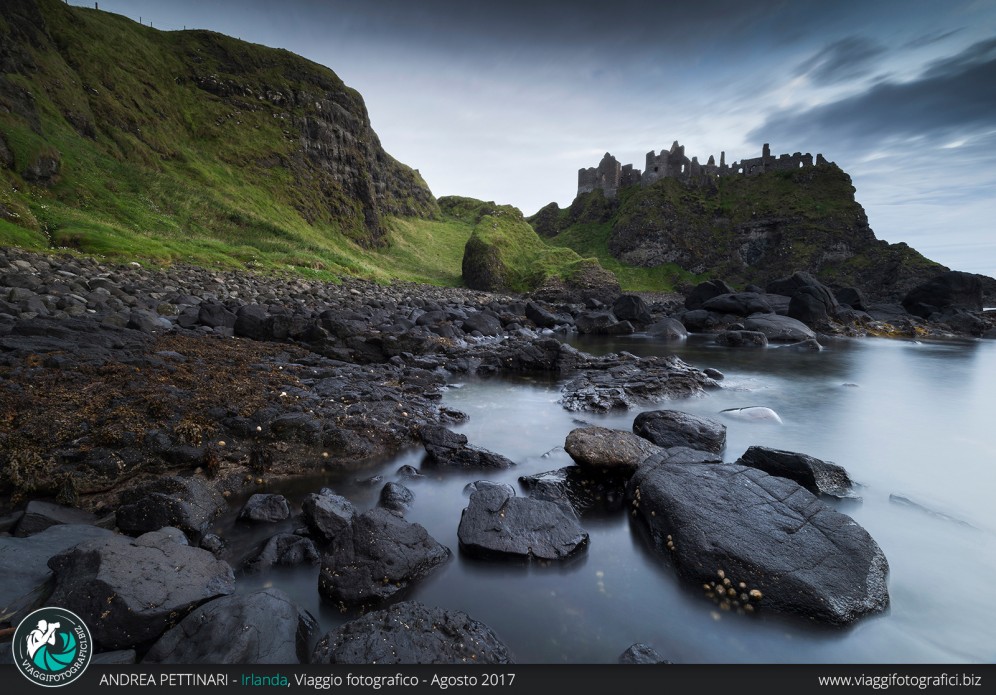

{"left": 238, "top": 493, "right": 290, "bottom": 523}
{"left": 628, "top": 462, "right": 889, "bottom": 625}
{"left": 457, "top": 484, "right": 588, "bottom": 560}
{"left": 311, "top": 600, "right": 512, "bottom": 664}
{"left": 519, "top": 466, "right": 631, "bottom": 517}
{"left": 243, "top": 533, "right": 320, "bottom": 573}
{"left": 743, "top": 313, "right": 816, "bottom": 342}
{"left": 419, "top": 425, "right": 516, "bottom": 470}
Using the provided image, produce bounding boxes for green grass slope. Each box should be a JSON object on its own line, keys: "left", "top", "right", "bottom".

{"left": 0, "top": 0, "right": 445, "bottom": 281}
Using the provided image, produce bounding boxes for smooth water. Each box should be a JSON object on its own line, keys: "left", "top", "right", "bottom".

{"left": 234, "top": 334, "right": 996, "bottom": 664}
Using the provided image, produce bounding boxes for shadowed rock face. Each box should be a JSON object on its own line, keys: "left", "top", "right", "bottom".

{"left": 46, "top": 529, "right": 236, "bottom": 650}
{"left": 627, "top": 462, "right": 889, "bottom": 625}
{"left": 736, "top": 445, "right": 857, "bottom": 499}
{"left": 633, "top": 409, "right": 727, "bottom": 453}
{"left": 143, "top": 588, "right": 317, "bottom": 664}
{"left": 311, "top": 600, "right": 512, "bottom": 664}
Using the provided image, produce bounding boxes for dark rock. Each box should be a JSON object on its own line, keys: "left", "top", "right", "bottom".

{"left": 238, "top": 493, "right": 291, "bottom": 523}
{"left": 575, "top": 311, "right": 619, "bottom": 334}
{"left": 679, "top": 309, "right": 723, "bottom": 331}
{"left": 197, "top": 301, "right": 237, "bottom": 329}
{"left": 143, "top": 588, "right": 316, "bottom": 664}
{"left": 378, "top": 482, "right": 415, "bottom": 515}
{"left": 47, "top": 529, "right": 236, "bottom": 650}
{"left": 311, "top": 600, "right": 512, "bottom": 664}
{"left": 244, "top": 533, "right": 320, "bottom": 573}
{"left": 461, "top": 310, "right": 503, "bottom": 336}
{"left": 702, "top": 292, "right": 773, "bottom": 316}
{"left": 559, "top": 354, "right": 716, "bottom": 412}
{"left": 633, "top": 410, "right": 726, "bottom": 453}
{"left": 564, "top": 426, "right": 664, "bottom": 473}
{"left": 835, "top": 286, "right": 868, "bottom": 311}
{"left": 24, "top": 150, "right": 61, "bottom": 185}
{"left": 301, "top": 489, "right": 356, "bottom": 545}
{"left": 789, "top": 285, "right": 840, "bottom": 325}
{"left": 736, "top": 446, "right": 857, "bottom": 499}
{"left": 419, "top": 424, "right": 516, "bottom": 470}
{"left": 234, "top": 304, "right": 271, "bottom": 340}
{"left": 646, "top": 317, "right": 687, "bottom": 339}
{"left": 714, "top": 329, "right": 768, "bottom": 347}
{"left": 619, "top": 642, "right": 670, "bottom": 664}
{"left": 396, "top": 464, "right": 422, "bottom": 479}
{"left": 14, "top": 500, "right": 98, "bottom": 537}
{"left": 200, "top": 534, "right": 226, "bottom": 556}
{"left": 127, "top": 309, "right": 172, "bottom": 333}
{"left": 612, "top": 294, "right": 652, "bottom": 324}
{"left": 902, "top": 271, "right": 983, "bottom": 319}
{"left": 525, "top": 301, "right": 571, "bottom": 328}
{"left": 628, "top": 462, "right": 889, "bottom": 625}
{"left": 115, "top": 476, "right": 227, "bottom": 541}
{"left": 519, "top": 467, "right": 631, "bottom": 516}
{"left": 318, "top": 507, "right": 450, "bottom": 609}
{"left": 743, "top": 313, "right": 816, "bottom": 342}
{"left": 934, "top": 308, "right": 984, "bottom": 336}
{"left": 641, "top": 447, "right": 723, "bottom": 465}
{"left": 0, "top": 524, "right": 116, "bottom": 625}
{"left": 684, "top": 279, "right": 735, "bottom": 310}
{"left": 457, "top": 485, "right": 588, "bottom": 561}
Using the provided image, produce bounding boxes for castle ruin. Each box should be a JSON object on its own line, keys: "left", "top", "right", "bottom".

{"left": 578, "top": 141, "right": 830, "bottom": 197}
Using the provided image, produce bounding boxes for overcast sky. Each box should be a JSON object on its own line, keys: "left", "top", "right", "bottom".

{"left": 74, "top": 1, "right": 996, "bottom": 278}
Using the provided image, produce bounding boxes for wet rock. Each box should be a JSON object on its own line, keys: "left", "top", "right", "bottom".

{"left": 519, "top": 467, "right": 630, "bottom": 516}
{"left": 301, "top": 488, "right": 355, "bottom": 546}
{"left": 461, "top": 310, "right": 503, "bottom": 336}
{"left": 559, "top": 354, "right": 716, "bottom": 412}
{"left": 47, "top": 530, "right": 236, "bottom": 649}
{"left": 633, "top": 410, "right": 726, "bottom": 453}
{"left": 238, "top": 493, "right": 291, "bottom": 523}
{"left": 714, "top": 329, "right": 768, "bottom": 347}
{"left": 457, "top": 484, "right": 588, "bottom": 561}
{"left": 311, "top": 600, "right": 512, "bottom": 664}
{"left": 419, "top": 424, "right": 516, "bottom": 470}
{"left": 641, "top": 447, "right": 723, "bottom": 465}
{"left": 143, "top": 588, "right": 316, "bottom": 664}
{"left": 197, "top": 301, "right": 237, "bottom": 329}
{"left": 743, "top": 313, "right": 816, "bottom": 342}
{"left": 628, "top": 461, "right": 889, "bottom": 625}
{"left": 702, "top": 292, "right": 773, "bottom": 316}
{"left": 115, "top": 476, "right": 227, "bottom": 541}
{"left": 525, "top": 301, "right": 571, "bottom": 328}
{"left": 684, "top": 279, "right": 735, "bottom": 310}
{"left": 13, "top": 500, "right": 98, "bottom": 537}
{"left": 736, "top": 446, "right": 856, "bottom": 499}
{"left": 318, "top": 508, "right": 450, "bottom": 609}
{"left": 835, "top": 287, "right": 868, "bottom": 311}
{"left": 612, "top": 294, "right": 652, "bottom": 325}
{"left": 564, "top": 426, "right": 664, "bottom": 473}
{"left": 780, "top": 337, "right": 824, "bottom": 351}
{"left": 378, "top": 482, "right": 415, "bottom": 515}
{"left": 0, "top": 524, "right": 116, "bottom": 625}
{"left": 619, "top": 642, "right": 670, "bottom": 664}
{"left": 243, "top": 533, "right": 320, "bottom": 573}
{"left": 646, "top": 317, "right": 687, "bottom": 339}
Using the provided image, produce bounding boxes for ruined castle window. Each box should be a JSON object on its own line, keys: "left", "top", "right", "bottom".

{"left": 654, "top": 167, "right": 659, "bottom": 173}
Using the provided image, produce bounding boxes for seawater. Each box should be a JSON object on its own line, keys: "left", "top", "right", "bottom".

{"left": 234, "top": 334, "right": 996, "bottom": 664}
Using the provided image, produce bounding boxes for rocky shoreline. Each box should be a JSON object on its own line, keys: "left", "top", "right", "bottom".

{"left": 0, "top": 247, "right": 992, "bottom": 664}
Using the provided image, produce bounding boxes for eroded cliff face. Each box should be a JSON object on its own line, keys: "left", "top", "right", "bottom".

{"left": 0, "top": 0, "right": 437, "bottom": 246}
{"left": 537, "top": 165, "right": 946, "bottom": 302}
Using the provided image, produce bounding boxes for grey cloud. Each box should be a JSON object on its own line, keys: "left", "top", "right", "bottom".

{"left": 796, "top": 36, "right": 886, "bottom": 84}
{"left": 903, "top": 28, "right": 963, "bottom": 49}
{"left": 752, "top": 38, "right": 996, "bottom": 146}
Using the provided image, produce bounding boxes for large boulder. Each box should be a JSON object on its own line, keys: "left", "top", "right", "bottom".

{"left": 684, "top": 279, "right": 735, "bottom": 310}
{"left": 701, "top": 292, "right": 773, "bottom": 316}
{"left": 743, "top": 313, "right": 816, "bottom": 342}
{"left": 461, "top": 310, "right": 503, "bottom": 336}
{"left": 457, "top": 484, "right": 588, "bottom": 560}
{"left": 0, "top": 524, "right": 116, "bottom": 624}
{"left": 46, "top": 529, "right": 236, "bottom": 650}
{"left": 143, "top": 588, "right": 316, "bottom": 664}
{"left": 564, "top": 426, "right": 664, "bottom": 473}
{"left": 902, "top": 271, "right": 983, "bottom": 319}
{"left": 378, "top": 482, "right": 415, "bottom": 515}
{"left": 766, "top": 272, "right": 839, "bottom": 326}
{"left": 238, "top": 494, "right": 290, "bottom": 523}
{"left": 419, "top": 425, "right": 516, "bottom": 470}
{"left": 311, "top": 601, "right": 512, "bottom": 664}
{"left": 646, "top": 318, "right": 687, "bottom": 340}
{"left": 736, "top": 446, "right": 856, "bottom": 499}
{"left": 115, "top": 476, "right": 226, "bottom": 541}
{"left": 318, "top": 508, "right": 450, "bottom": 610}
{"left": 628, "top": 462, "right": 889, "bottom": 625}
{"left": 633, "top": 410, "right": 726, "bottom": 453}
{"left": 612, "top": 294, "right": 652, "bottom": 325}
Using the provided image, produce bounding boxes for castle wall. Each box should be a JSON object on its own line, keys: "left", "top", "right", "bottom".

{"left": 578, "top": 142, "right": 828, "bottom": 197}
